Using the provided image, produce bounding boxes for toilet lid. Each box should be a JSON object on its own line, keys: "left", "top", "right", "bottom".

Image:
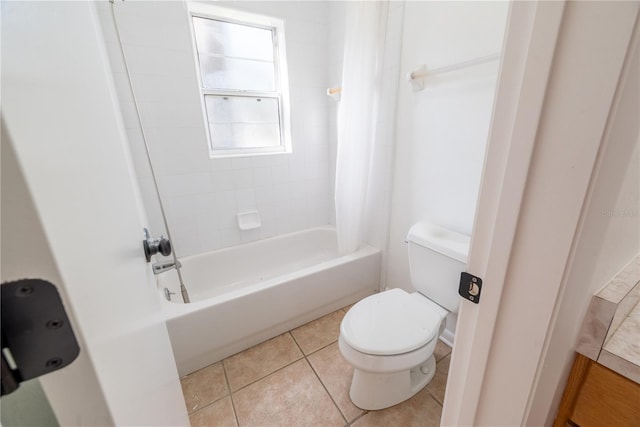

{"left": 341, "top": 289, "right": 444, "bottom": 356}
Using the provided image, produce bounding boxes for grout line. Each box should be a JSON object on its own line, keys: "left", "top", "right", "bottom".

{"left": 222, "top": 333, "right": 304, "bottom": 394}
{"left": 289, "top": 330, "right": 305, "bottom": 354}
{"left": 426, "top": 388, "right": 444, "bottom": 408}
{"left": 427, "top": 390, "right": 443, "bottom": 407}
{"left": 436, "top": 344, "right": 453, "bottom": 362}
{"left": 221, "top": 361, "right": 241, "bottom": 427}
{"left": 182, "top": 363, "right": 235, "bottom": 418}
{"left": 304, "top": 356, "right": 349, "bottom": 426}
{"left": 348, "top": 410, "right": 369, "bottom": 426}
{"left": 186, "top": 396, "right": 224, "bottom": 417}
{"left": 301, "top": 338, "right": 340, "bottom": 358}
{"left": 226, "top": 353, "right": 305, "bottom": 394}
{"left": 227, "top": 358, "right": 303, "bottom": 394}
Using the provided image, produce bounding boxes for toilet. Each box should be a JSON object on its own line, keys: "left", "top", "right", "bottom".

{"left": 339, "top": 221, "right": 470, "bottom": 410}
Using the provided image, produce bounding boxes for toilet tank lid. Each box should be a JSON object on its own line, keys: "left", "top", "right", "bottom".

{"left": 407, "top": 221, "right": 470, "bottom": 263}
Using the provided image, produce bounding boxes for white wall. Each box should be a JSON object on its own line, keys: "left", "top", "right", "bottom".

{"left": 96, "top": 1, "right": 332, "bottom": 257}
{"left": 385, "top": 2, "right": 508, "bottom": 335}
{"left": 526, "top": 23, "right": 639, "bottom": 425}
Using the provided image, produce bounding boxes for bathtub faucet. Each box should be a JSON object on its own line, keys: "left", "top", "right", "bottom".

{"left": 152, "top": 260, "right": 182, "bottom": 275}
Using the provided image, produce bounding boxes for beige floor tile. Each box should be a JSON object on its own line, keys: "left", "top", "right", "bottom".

{"left": 223, "top": 333, "right": 303, "bottom": 392}
{"left": 426, "top": 354, "right": 450, "bottom": 405}
{"left": 181, "top": 362, "right": 229, "bottom": 413}
{"left": 308, "top": 342, "right": 365, "bottom": 422}
{"left": 434, "top": 339, "right": 452, "bottom": 362}
{"left": 291, "top": 309, "right": 345, "bottom": 355}
{"left": 189, "top": 397, "right": 237, "bottom": 427}
{"left": 233, "top": 359, "right": 345, "bottom": 427}
{"left": 351, "top": 387, "right": 442, "bottom": 427}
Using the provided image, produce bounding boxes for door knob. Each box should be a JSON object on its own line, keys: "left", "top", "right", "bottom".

{"left": 143, "top": 228, "right": 172, "bottom": 262}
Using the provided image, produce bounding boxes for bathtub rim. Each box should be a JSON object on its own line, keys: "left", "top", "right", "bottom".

{"left": 157, "top": 228, "right": 380, "bottom": 320}
{"left": 171, "top": 225, "right": 339, "bottom": 267}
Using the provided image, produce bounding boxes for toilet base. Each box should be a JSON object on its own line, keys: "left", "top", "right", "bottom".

{"left": 349, "top": 355, "right": 436, "bottom": 410}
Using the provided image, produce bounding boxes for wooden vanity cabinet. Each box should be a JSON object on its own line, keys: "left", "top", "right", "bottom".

{"left": 553, "top": 353, "right": 640, "bottom": 427}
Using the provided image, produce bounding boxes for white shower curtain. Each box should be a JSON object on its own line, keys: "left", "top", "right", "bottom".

{"left": 335, "top": 1, "right": 389, "bottom": 255}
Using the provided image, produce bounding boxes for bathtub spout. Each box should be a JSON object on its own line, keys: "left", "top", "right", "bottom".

{"left": 152, "top": 260, "right": 182, "bottom": 275}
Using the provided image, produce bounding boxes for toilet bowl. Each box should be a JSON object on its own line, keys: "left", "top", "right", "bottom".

{"left": 339, "top": 221, "right": 469, "bottom": 410}
{"left": 339, "top": 289, "right": 447, "bottom": 410}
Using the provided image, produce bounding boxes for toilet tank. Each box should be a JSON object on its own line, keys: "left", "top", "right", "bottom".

{"left": 407, "top": 221, "right": 470, "bottom": 314}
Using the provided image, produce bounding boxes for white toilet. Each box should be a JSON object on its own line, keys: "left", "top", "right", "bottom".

{"left": 339, "top": 221, "right": 470, "bottom": 410}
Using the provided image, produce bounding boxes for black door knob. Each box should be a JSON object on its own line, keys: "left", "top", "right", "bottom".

{"left": 143, "top": 228, "right": 173, "bottom": 262}
{"left": 158, "top": 239, "right": 172, "bottom": 257}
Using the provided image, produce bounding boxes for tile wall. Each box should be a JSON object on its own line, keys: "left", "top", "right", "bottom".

{"left": 96, "top": 1, "right": 333, "bottom": 257}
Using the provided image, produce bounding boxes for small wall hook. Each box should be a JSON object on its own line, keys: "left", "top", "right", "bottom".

{"left": 407, "top": 65, "right": 426, "bottom": 92}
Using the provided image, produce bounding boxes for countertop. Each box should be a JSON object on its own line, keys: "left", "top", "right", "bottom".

{"left": 576, "top": 255, "right": 640, "bottom": 383}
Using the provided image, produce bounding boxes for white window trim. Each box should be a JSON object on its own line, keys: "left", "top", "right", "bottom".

{"left": 187, "top": 2, "right": 292, "bottom": 158}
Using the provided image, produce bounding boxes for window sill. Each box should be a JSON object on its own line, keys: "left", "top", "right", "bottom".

{"left": 208, "top": 147, "right": 292, "bottom": 159}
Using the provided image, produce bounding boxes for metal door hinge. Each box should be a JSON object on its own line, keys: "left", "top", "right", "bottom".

{"left": 459, "top": 272, "right": 483, "bottom": 304}
{"left": 1, "top": 279, "right": 80, "bottom": 396}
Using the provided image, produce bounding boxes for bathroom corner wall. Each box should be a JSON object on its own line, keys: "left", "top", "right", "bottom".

{"left": 386, "top": 2, "right": 508, "bottom": 293}
{"left": 96, "top": 1, "right": 332, "bottom": 257}
{"left": 385, "top": 2, "right": 508, "bottom": 339}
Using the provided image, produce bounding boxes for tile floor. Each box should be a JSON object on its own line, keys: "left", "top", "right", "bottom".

{"left": 180, "top": 304, "right": 452, "bottom": 427}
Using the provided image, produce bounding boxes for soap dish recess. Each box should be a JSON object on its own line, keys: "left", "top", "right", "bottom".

{"left": 237, "top": 211, "right": 261, "bottom": 230}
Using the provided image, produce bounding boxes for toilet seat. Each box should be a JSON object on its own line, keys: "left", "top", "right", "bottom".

{"left": 339, "top": 334, "right": 436, "bottom": 374}
{"left": 341, "top": 289, "right": 446, "bottom": 356}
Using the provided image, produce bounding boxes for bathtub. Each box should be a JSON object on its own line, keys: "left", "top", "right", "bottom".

{"left": 157, "top": 226, "right": 380, "bottom": 376}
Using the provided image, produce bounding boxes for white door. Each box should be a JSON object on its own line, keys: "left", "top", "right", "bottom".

{"left": 2, "top": 1, "right": 189, "bottom": 425}
{"left": 443, "top": 1, "right": 639, "bottom": 425}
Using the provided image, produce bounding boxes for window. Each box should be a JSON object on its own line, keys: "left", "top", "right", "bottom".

{"left": 188, "top": 4, "right": 292, "bottom": 158}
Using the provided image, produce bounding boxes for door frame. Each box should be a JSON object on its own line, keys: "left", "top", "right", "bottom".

{"left": 442, "top": 2, "right": 566, "bottom": 424}
{"left": 443, "top": 1, "right": 639, "bottom": 425}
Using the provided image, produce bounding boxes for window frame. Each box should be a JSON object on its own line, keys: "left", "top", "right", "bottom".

{"left": 187, "top": 3, "right": 292, "bottom": 158}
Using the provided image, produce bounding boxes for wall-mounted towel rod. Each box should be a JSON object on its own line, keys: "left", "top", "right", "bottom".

{"left": 407, "top": 52, "right": 501, "bottom": 91}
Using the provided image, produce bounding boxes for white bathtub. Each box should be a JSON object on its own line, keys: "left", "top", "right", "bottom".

{"left": 157, "top": 226, "right": 380, "bottom": 376}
